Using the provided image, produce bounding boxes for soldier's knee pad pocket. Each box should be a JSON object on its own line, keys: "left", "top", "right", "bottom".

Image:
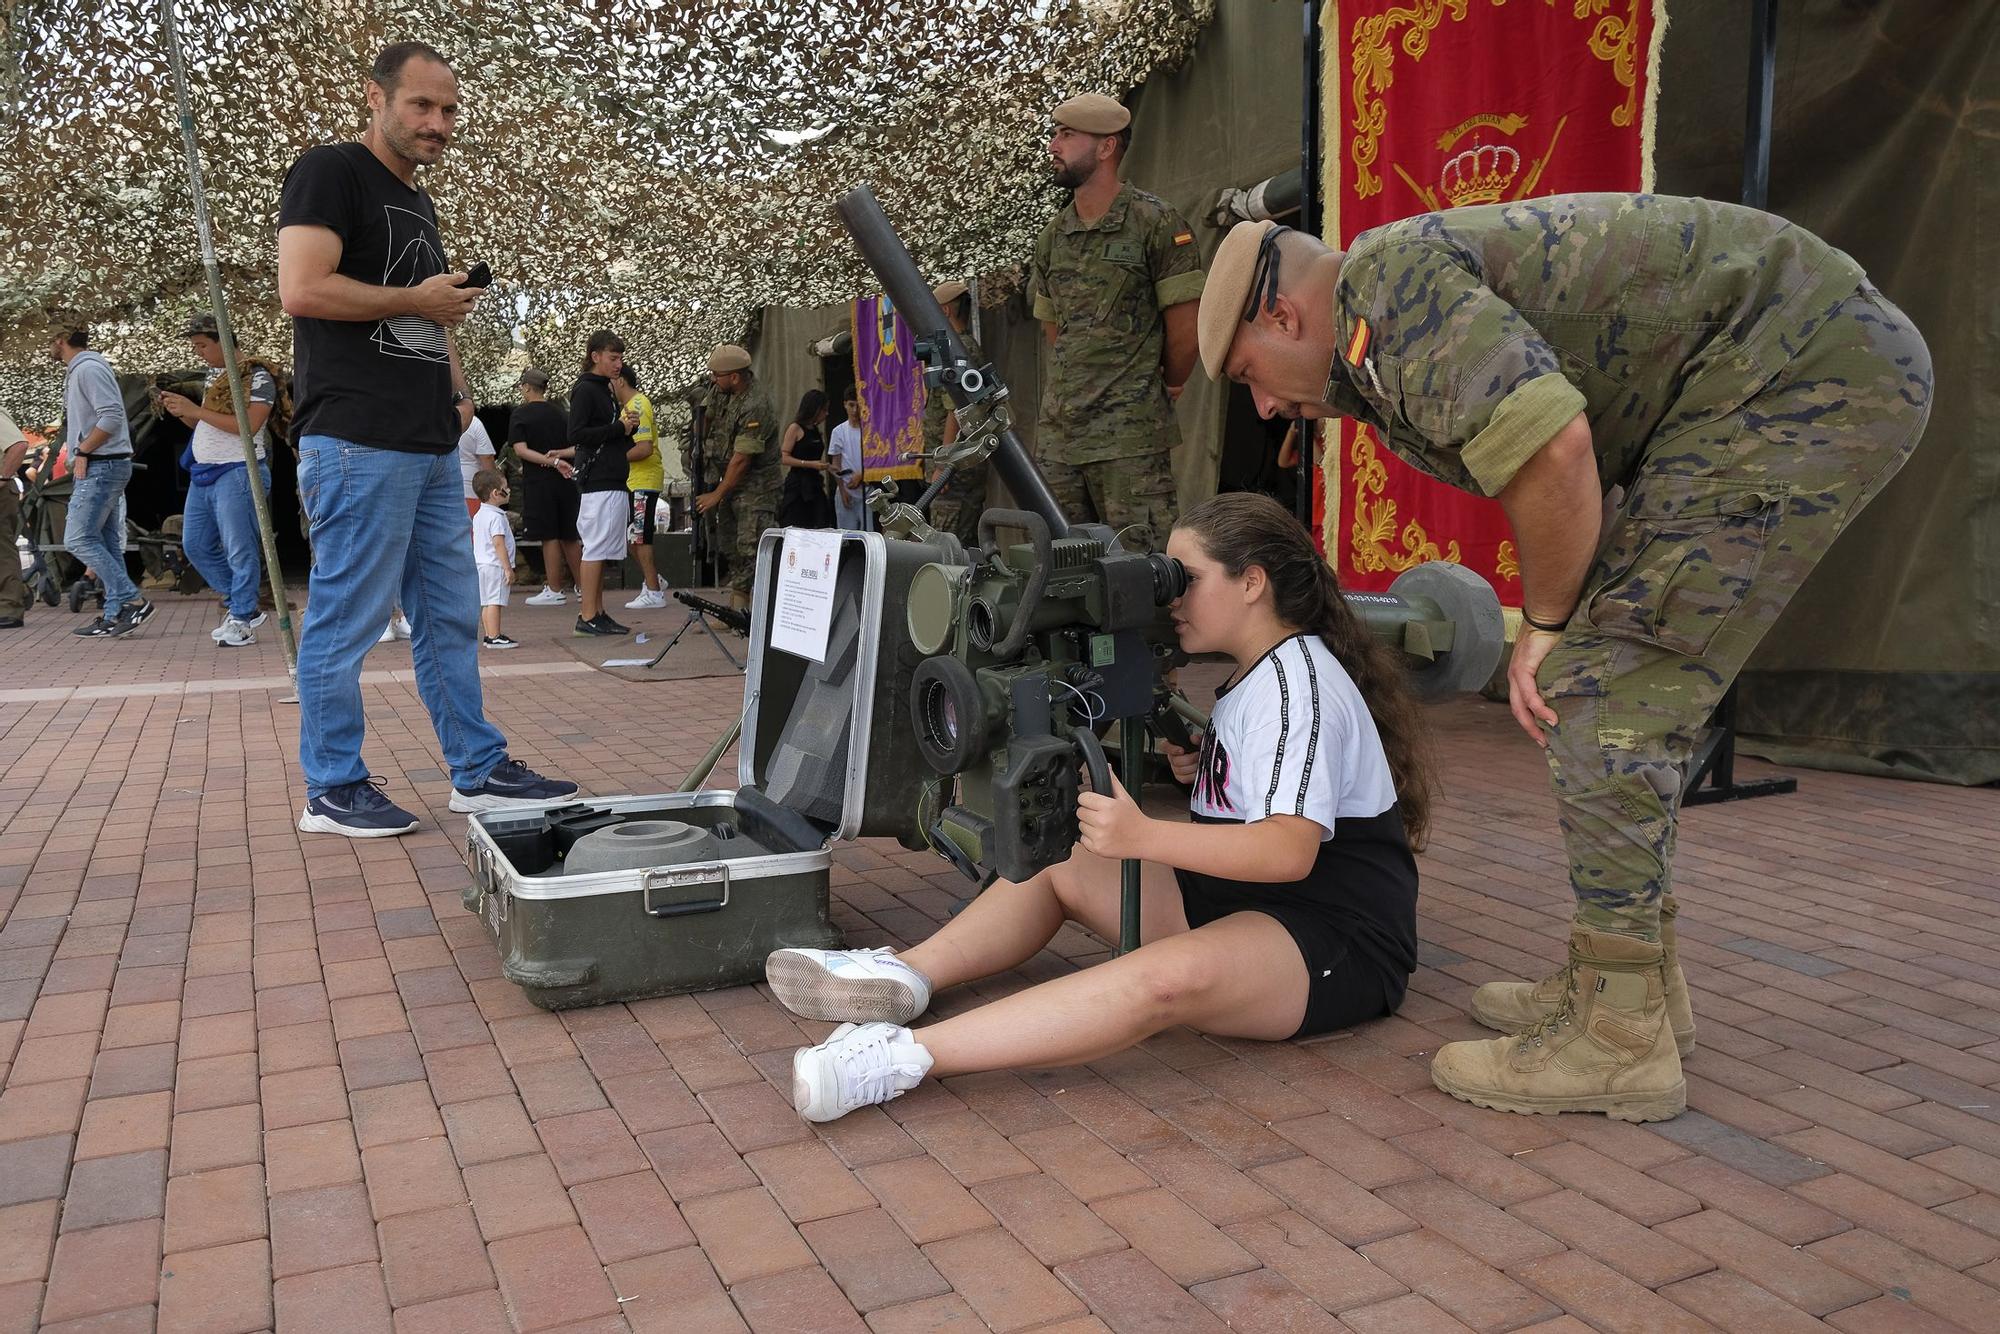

{"left": 1584, "top": 474, "right": 1783, "bottom": 657}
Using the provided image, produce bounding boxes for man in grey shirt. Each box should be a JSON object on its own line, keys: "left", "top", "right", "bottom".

{"left": 54, "top": 326, "right": 153, "bottom": 636}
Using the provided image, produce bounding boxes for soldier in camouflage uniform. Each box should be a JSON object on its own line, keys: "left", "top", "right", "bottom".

{"left": 922, "top": 280, "right": 988, "bottom": 547}
{"left": 1200, "top": 196, "right": 1931, "bottom": 1122}
{"left": 697, "top": 344, "right": 780, "bottom": 611}
{"left": 1029, "top": 93, "right": 1205, "bottom": 548}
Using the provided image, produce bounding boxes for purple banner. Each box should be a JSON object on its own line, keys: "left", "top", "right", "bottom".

{"left": 852, "top": 295, "right": 925, "bottom": 482}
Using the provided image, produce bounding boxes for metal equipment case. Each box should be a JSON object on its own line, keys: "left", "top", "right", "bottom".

{"left": 460, "top": 529, "right": 946, "bottom": 1010}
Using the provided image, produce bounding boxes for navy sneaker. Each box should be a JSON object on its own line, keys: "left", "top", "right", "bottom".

{"left": 448, "top": 758, "right": 580, "bottom": 813}
{"left": 72, "top": 616, "right": 118, "bottom": 637}
{"left": 298, "top": 778, "right": 421, "bottom": 838}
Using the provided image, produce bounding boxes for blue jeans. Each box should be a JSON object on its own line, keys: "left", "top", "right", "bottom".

{"left": 295, "top": 435, "right": 507, "bottom": 798}
{"left": 64, "top": 454, "right": 138, "bottom": 617}
{"left": 183, "top": 461, "right": 270, "bottom": 620}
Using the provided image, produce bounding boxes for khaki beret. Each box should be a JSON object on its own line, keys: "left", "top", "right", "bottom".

{"left": 1197, "top": 219, "right": 1277, "bottom": 380}
{"left": 707, "top": 344, "right": 752, "bottom": 374}
{"left": 1052, "top": 93, "right": 1130, "bottom": 135}
{"left": 931, "top": 280, "right": 968, "bottom": 307}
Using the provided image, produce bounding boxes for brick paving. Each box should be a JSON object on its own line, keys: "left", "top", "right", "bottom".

{"left": 1, "top": 590, "right": 1998, "bottom": 1331}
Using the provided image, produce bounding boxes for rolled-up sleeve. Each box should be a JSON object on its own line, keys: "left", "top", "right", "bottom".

{"left": 80, "top": 362, "right": 127, "bottom": 438}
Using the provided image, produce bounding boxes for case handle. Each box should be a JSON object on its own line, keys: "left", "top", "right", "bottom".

{"left": 641, "top": 864, "right": 731, "bottom": 918}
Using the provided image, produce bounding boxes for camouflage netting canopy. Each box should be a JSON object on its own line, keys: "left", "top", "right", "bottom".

{"left": 0, "top": 0, "right": 1214, "bottom": 422}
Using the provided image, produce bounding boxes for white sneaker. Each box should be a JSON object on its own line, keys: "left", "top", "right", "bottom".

{"left": 623, "top": 586, "right": 670, "bottom": 610}
{"left": 792, "top": 1022, "right": 934, "bottom": 1123}
{"left": 525, "top": 586, "right": 567, "bottom": 606}
{"left": 378, "top": 622, "right": 396, "bottom": 643}
{"left": 765, "top": 947, "right": 932, "bottom": 1024}
{"left": 211, "top": 609, "right": 269, "bottom": 643}
{"left": 215, "top": 618, "right": 256, "bottom": 648}
{"left": 390, "top": 613, "right": 413, "bottom": 640}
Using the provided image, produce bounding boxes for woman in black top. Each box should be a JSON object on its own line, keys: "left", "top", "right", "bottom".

{"left": 778, "top": 390, "right": 835, "bottom": 530}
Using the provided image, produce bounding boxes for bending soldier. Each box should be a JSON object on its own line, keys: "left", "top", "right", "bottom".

{"left": 1200, "top": 194, "right": 1931, "bottom": 1122}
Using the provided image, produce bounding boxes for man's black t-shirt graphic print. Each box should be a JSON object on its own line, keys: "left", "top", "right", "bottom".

{"left": 279, "top": 142, "right": 457, "bottom": 455}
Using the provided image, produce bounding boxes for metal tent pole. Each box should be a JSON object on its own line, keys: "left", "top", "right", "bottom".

{"left": 158, "top": 0, "right": 300, "bottom": 674}
{"left": 1296, "top": 0, "right": 1323, "bottom": 528}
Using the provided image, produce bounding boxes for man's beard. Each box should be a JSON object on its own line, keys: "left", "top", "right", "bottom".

{"left": 1051, "top": 158, "right": 1090, "bottom": 190}
{"left": 385, "top": 119, "right": 448, "bottom": 166}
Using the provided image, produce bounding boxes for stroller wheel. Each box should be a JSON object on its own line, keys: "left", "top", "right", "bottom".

{"left": 38, "top": 577, "right": 59, "bottom": 607}
{"left": 67, "top": 580, "right": 84, "bottom": 613}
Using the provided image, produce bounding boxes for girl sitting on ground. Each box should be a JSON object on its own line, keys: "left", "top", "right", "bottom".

{"left": 770, "top": 491, "right": 1436, "bottom": 1121}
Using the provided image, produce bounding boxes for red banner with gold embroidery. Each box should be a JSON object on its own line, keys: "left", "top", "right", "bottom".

{"left": 1320, "top": 0, "right": 1665, "bottom": 598}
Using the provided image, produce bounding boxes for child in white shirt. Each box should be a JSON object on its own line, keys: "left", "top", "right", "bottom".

{"left": 472, "top": 469, "right": 518, "bottom": 649}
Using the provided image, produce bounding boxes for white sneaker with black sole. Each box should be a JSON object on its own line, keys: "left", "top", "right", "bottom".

{"left": 792, "top": 1022, "right": 934, "bottom": 1122}
{"left": 214, "top": 618, "right": 256, "bottom": 648}
{"left": 765, "top": 947, "right": 932, "bottom": 1025}
{"left": 213, "top": 610, "right": 267, "bottom": 641}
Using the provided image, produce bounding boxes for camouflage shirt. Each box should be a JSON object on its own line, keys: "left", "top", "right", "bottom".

{"left": 1030, "top": 181, "right": 1206, "bottom": 464}
{"left": 1322, "top": 194, "right": 1869, "bottom": 496}
{"left": 710, "top": 378, "right": 781, "bottom": 514}
{"left": 922, "top": 328, "right": 984, "bottom": 461}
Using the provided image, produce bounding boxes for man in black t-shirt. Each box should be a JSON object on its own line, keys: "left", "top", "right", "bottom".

{"left": 506, "top": 367, "right": 581, "bottom": 604}
{"left": 277, "top": 40, "right": 576, "bottom": 837}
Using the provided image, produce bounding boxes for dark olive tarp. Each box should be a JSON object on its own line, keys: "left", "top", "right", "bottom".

{"left": 1651, "top": 0, "right": 1999, "bottom": 785}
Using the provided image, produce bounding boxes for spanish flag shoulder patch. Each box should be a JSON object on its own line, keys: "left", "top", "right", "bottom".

{"left": 1344, "top": 317, "right": 1372, "bottom": 367}
{"left": 1171, "top": 230, "right": 1193, "bottom": 246}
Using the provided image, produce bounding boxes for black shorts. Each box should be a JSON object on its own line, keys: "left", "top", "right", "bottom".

{"left": 521, "top": 476, "right": 580, "bottom": 543}
{"left": 1176, "top": 872, "right": 1407, "bottom": 1039}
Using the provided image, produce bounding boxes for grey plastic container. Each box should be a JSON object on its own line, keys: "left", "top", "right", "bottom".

{"left": 462, "top": 529, "right": 946, "bottom": 1011}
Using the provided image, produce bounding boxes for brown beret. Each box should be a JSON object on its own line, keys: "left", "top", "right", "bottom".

{"left": 1051, "top": 93, "right": 1130, "bottom": 135}
{"left": 1197, "top": 219, "right": 1277, "bottom": 380}
{"left": 930, "top": 280, "right": 968, "bottom": 307}
{"left": 707, "top": 344, "right": 752, "bottom": 374}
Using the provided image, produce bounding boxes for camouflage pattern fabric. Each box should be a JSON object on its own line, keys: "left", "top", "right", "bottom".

{"left": 709, "top": 377, "right": 780, "bottom": 595}
{"left": 1540, "top": 283, "right": 1929, "bottom": 936}
{"left": 1038, "top": 451, "right": 1177, "bottom": 553}
{"left": 1321, "top": 194, "right": 1932, "bottom": 939}
{"left": 1030, "top": 181, "right": 1205, "bottom": 469}
{"left": 924, "top": 329, "right": 987, "bottom": 547}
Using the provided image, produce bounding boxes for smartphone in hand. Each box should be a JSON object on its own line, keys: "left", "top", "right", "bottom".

{"left": 459, "top": 262, "right": 493, "bottom": 289}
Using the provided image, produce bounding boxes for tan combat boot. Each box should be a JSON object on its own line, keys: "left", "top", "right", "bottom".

{"left": 1430, "top": 929, "right": 1686, "bottom": 1123}
{"left": 1469, "top": 896, "right": 1695, "bottom": 1057}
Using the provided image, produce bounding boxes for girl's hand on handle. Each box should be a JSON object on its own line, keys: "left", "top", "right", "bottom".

{"left": 1162, "top": 735, "right": 1202, "bottom": 786}
{"left": 1076, "top": 772, "right": 1150, "bottom": 861}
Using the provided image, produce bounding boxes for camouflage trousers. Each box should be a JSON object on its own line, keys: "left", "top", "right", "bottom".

{"left": 1540, "top": 283, "right": 1932, "bottom": 940}
{"left": 1040, "top": 450, "right": 1178, "bottom": 550}
{"left": 926, "top": 462, "right": 988, "bottom": 549}
{"left": 727, "top": 503, "right": 777, "bottom": 598}
{"left": 0, "top": 485, "right": 24, "bottom": 618}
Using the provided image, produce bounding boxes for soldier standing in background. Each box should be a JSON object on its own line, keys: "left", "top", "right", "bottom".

{"left": 1028, "top": 92, "right": 1205, "bottom": 547}
{"left": 1199, "top": 195, "right": 1932, "bottom": 1123}
{"left": 696, "top": 344, "right": 779, "bottom": 613}
{"left": 922, "top": 280, "right": 987, "bottom": 547}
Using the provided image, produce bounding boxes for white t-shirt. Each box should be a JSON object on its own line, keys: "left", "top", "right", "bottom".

{"left": 472, "top": 502, "right": 516, "bottom": 569}
{"left": 457, "top": 417, "right": 497, "bottom": 497}
{"left": 1190, "top": 632, "right": 1397, "bottom": 840}
{"left": 190, "top": 366, "right": 277, "bottom": 465}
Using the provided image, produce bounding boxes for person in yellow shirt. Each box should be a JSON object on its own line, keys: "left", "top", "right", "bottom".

{"left": 612, "top": 365, "right": 668, "bottom": 609}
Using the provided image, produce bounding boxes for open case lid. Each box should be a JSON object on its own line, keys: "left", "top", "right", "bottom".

{"left": 738, "top": 527, "right": 953, "bottom": 850}
{"left": 738, "top": 529, "right": 884, "bottom": 845}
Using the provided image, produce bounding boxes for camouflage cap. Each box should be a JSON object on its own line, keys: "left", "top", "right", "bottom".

{"left": 931, "top": 280, "right": 968, "bottom": 306}
{"left": 181, "top": 312, "right": 220, "bottom": 338}
{"left": 1052, "top": 93, "right": 1130, "bottom": 135}
{"left": 707, "top": 344, "right": 752, "bottom": 374}
{"left": 516, "top": 366, "right": 550, "bottom": 390}
{"left": 1197, "top": 219, "right": 1277, "bottom": 379}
